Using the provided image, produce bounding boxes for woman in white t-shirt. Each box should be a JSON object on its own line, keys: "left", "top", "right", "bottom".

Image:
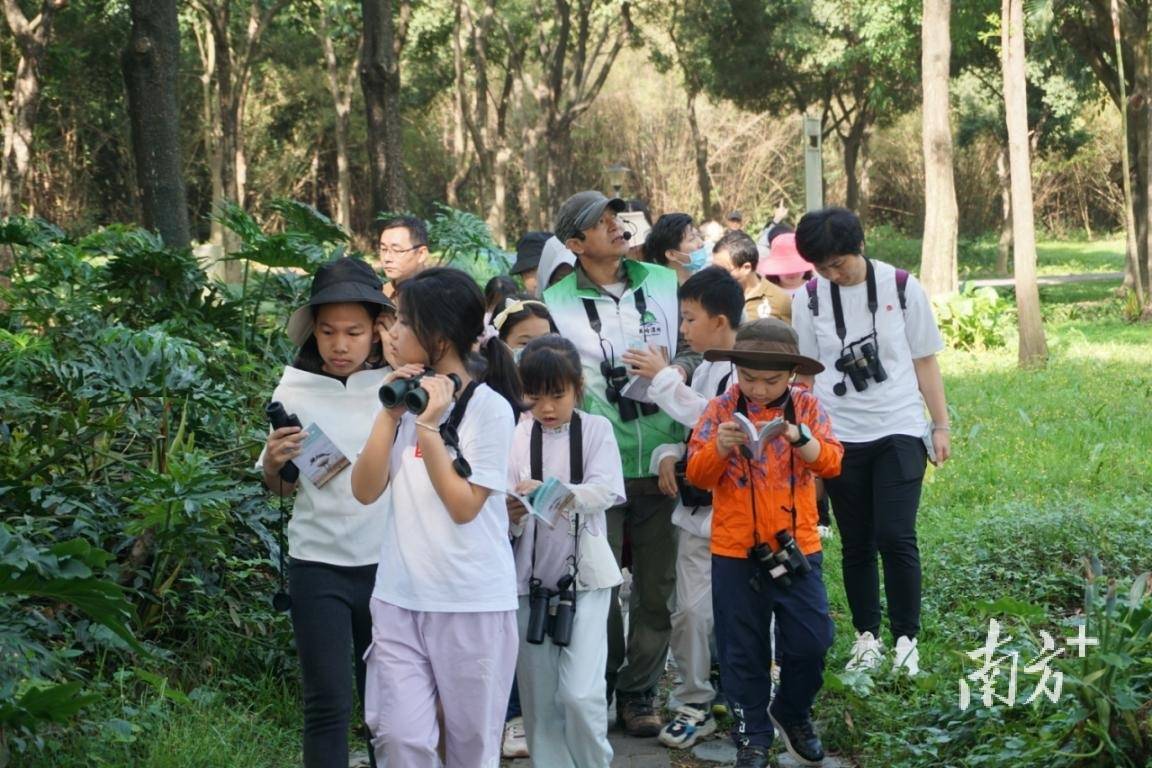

{"left": 351, "top": 267, "right": 524, "bottom": 768}
{"left": 792, "top": 208, "right": 952, "bottom": 679}
{"left": 506, "top": 335, "right": 625, "bottom": 768}
{"left": 259, "top": 257, "right": 394, "bottom": 768}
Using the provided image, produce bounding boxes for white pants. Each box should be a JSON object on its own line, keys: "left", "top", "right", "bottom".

{"left": 516, "top": 588, "right": 613, "bottom": 768}
{"left": 669, "top": 527, "right": 715, "bottom": 706}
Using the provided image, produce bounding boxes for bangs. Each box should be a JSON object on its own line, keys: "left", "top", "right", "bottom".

{"left": 518, "top": 337, "right": 583, "bottom": 398}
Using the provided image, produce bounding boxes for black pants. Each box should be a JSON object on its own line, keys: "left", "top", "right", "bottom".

{"left": 713, "top": 554, "right": 833, "bottom": 749}
{"left": 288, "top": 558, "right": 378, "bottom": 768}
{"left": 824, "top": 434, "right": 926, "bottom": 640}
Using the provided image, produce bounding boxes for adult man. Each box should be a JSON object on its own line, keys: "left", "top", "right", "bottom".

{"left": 792, "top": 206, "right": 951, "bottom": 677}
{"left": 510, "top": 231, "right": 550, "bottom": 295}
{"left": 724, "top": 210, "right": 744, "bottom": 231}
{"left": 377, "top": 215, "right": 429, "bottom": 299}
{"left": 710, "top": 229, "right": 792, "bottom": 323}
{"left": 543, "top": 190, "right": 696, "bottom": 737}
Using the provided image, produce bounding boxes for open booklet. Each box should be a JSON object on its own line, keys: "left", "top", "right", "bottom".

{"left": 733, "top": 413, "right": 788, "bottom": 461}
{"left": 296, "top": 422, "right": 350, "bottom": 488}
{"left": 507, "top": 477, "right": 577, "bottom": 528}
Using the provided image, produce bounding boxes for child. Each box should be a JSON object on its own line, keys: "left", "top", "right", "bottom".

{"left": 351, "top": 267, "right": 524, "bottom": 768}
{"left": 259, "top": 257, "right": 394, "bottom": 768}
{"left": 482, "top": 275, "right": 520, "bottom": 342}
{"left": 686, "top": 319, "right": 843, "bottom": 768}
{"left": 492, "top": 295, "right": 559, "bottom": 352}
{"left": 506, "top": 335, "right": 625, "bottom": 768}
{"left": 621, "top": 266, "right": 743, "bottom": 749}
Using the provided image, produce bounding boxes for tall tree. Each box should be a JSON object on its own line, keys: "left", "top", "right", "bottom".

{"left": 315, "top": 0, "right": 360, "bottom": 231}
{"left": 1003, "top": 0, "right": 1047, "bottom": 367}
{"left": 360, "top": 0, "right": 410, "bottom": 215}
{"left": 919, "top": 0, "right": 959, "bottom": 296}
{"left": 697, "top": 0, "right": 920, "bottom": 214}
{"left": 123, "top": 0, "right": 191, "bottom": 248}
{"left": 1050, "top": 0, "right": 1150, "bottom": 315}
{"left": 1, "top": 0, "right": 67, "bottom": 215}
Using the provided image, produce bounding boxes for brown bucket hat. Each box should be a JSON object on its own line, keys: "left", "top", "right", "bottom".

{"left": 703, "top": 318, "right": 825, "bottom": 375}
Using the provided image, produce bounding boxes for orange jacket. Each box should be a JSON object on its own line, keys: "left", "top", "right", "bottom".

{"left": 686, "top": 385, "right": 843, "bottom": 558}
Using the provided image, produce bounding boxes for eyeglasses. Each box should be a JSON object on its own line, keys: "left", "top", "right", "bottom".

{"left": 378, "top": 244, "right": 422, "bottom": 256}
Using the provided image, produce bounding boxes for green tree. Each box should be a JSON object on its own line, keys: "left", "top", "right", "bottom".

{"left": 697, "top": 0, "right": 921, "bottom": 213}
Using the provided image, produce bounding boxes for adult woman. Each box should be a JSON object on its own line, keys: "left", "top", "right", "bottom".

{"left": 643, "top": 213, "right": 709, "bottom": 284}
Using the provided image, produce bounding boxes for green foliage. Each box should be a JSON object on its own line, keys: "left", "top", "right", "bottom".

{"left": 933, "top": 285, "right": 1013, "bottom": 351}
{"left": 427, "top": 204, "right": 513, "bottom": 284}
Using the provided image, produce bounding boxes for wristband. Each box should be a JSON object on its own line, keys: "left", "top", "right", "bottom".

{"left": 415, "top": 421, "right": 440, "bottom": 434}
{"left": 932, "top": 424, "right": 951, "bottom": 432}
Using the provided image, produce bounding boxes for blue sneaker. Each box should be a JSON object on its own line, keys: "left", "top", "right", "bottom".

{"left": 657, "top": 703, "right": 716, "bottom": 749}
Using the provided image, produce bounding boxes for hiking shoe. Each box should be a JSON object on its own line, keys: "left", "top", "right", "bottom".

{"left": 768, "top": 705, "right": 825, "bottom": 766}
{"left": 735, "top": 744, "right": 772, "bottom": 767}
{"left": 845, "top": 630, "right": 884, "bottom": 672}
{"left": 617, "top": 693, "right": 662, "bottom": 737}
{"left": 658, "top": 702, "right": 716, "bottom": 748}
{"left": 501, "top": 715, "right": 529, "bottom": 758}
{"left": 894, "top": 635, "right": 920, "bottom": 676}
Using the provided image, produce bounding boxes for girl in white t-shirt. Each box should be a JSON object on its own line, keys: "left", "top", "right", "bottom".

{"left": 351, "top": 267, "right": 524, "bottom": 768}
{"left": 506, "top": 335, "right": 625, "bottom": 768}
{"left": 259, "top": 257, "right": 394, "bottom": 768}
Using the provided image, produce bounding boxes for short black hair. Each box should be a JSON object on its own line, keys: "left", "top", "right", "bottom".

{"left": 484, "top": 274, "right": 519, "bottom": 312}
{"left": 376, "top": 215, "right": 429, "bottom": 248}
{"left": 643, "top": 213, "right": 694, "bottom": 266}
{"left": 678, "top": 266, "right": 744, "bottom": 330}
{"left": 794, "top": 207, "right": 864, "bottom": 266}
{"left": 713, "top": 230, "right": 759, "bottom": 270}
{"left": 766, "top": 222, "right": 793, "bottom": 245}
{"left": 518, "top": 334, "right": 584, "bottom": 400}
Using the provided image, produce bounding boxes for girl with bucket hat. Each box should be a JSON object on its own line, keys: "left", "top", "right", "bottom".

{"left": 259, "top": 257, "right": 396, "bottom": 768}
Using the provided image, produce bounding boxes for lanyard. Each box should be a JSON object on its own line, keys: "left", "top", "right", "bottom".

{"left": 527, "top": 412, "right": 584, "bottom": 581}
{"left": 735, "top": 388, "right": 797, "bottom": 547}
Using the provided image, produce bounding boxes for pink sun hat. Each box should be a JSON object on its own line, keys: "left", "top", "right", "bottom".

{"left": 758, "top": 233, "right": 812, "bottom": 277}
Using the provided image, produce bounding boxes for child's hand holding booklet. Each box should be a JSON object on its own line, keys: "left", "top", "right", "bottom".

{"left": 731, "top": 413, "right": 788, "bottom": 461}
{"left": 507, "top": 477, "right": 577, "bottom": 528}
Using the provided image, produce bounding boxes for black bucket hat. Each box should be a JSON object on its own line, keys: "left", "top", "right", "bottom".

{"left": 511, "top": 231, "right": 551, "bottom": 275}
{"left": 286, "top": 258, "right": 395, "bottom": 346}
{"left": 704, "top": 318, "right": 825, "bottom": 375}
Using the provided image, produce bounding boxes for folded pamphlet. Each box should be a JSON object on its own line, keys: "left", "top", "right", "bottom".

{"left": 296, "top": 422, "right": 350, "bottom": 488}
{"left": 508, "top": 477, "right": 577, "bottom": 528}
{"left": 733, "top": 413, "right": 787, "bottom": 461}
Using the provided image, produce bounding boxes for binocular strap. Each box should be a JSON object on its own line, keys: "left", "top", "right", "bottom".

{"left": 527, "top": 412, "right": 584, "bottom": 594}
{"left": 736, "top": 389, "right": 798, "bottom": 549}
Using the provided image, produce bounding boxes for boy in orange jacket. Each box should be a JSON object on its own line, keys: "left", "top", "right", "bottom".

{"left": 686, "top": 319, "right": 843, "bottom": 768}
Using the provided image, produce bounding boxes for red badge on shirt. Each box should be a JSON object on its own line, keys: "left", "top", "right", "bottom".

{"left": 414, "top": 445, "right": 423, "bottom": 459}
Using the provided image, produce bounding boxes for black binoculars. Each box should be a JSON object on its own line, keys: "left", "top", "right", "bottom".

{"left": 833, "top": 338, "right": 887, "bottom": 396}
{"left": 526, "top": 574, "right": 576, "bottom": 647}
{"left": 749, "top": 529, "right": 812, "bottom": 591}
{"left": 379, "top": 371, "right": 462, "bottom": 414}
{"left": 265, "top": 402, "right": 302, "bottom": 483}
{"left": 675, "top": 456, "right": 713, "bottom": 508}
{"left": 599, "top": 360, "right": 657, "bottom": 422}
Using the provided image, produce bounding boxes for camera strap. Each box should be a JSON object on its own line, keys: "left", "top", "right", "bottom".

{"left": 828, "top": 257, "right": 879, "bottom": 344}
{"left": 736, "top": 388, "right": 798, "bottom": 545}
{"left": 527, "top": 412, "right": 584, "bottom": 583}
{"left": 439, "top": 380, "right": 479, "bottom": 478}
{"left": 581, "top": 286, "right": 647, "bottom": 336}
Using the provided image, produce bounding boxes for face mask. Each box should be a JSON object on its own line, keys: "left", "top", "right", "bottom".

{"left": 511, "top": 346, "right": 524, "bottom": 364}
{"left": 685, "top": 243, "right": 712, "bottom": 273}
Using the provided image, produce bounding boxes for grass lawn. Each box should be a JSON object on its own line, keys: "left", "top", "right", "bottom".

{"left": 870, "top": 228, "right": 1127, "bottom": 280}
{"left": 21, "top": 273, "right": 1151, "bottom": 768}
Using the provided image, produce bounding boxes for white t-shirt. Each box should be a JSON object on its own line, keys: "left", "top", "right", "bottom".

{"left": 257, "top": 366, "right": 390, "bottom": 567}
{"left": 508, "top": 411, "right": 625, "bottom": 594}
{"left": 372, "top": 383, "right": 518, "bottom": 613}
{"left": 792, "top": 259, "right": 944, "bottom": 443}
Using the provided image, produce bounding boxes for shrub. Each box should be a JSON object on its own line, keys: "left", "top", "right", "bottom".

{"left": 933, "top": 284, "right": 1013, "bottom": 351}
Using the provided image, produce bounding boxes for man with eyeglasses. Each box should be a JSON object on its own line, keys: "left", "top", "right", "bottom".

{"left": 543, "top": 190, "right": 699, "bottom": 739}
{"left": 377, "top": 216, "right": 430, "bottom": 300}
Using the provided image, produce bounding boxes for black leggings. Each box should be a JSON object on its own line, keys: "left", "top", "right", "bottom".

{"left": 824, "top": 435, "right": 926, "bottom": 640}
{"left": 288, "top": 558, "right": 378, "bottom": 768}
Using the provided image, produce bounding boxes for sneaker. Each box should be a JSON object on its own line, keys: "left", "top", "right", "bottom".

{"left": 894, "top": 635, "right": 920, "bottom": 676}
{"left": 658, "top": 703, "right": 716, "bottom": 749}
{"left": 817, "top": 524, "right": 834, "bottom": 540}
{"left": 501, "top": 716, "right": 529, "bottom": 759}
{"left": 768, "top": 705, "right": 825, "bottom": 766}
{"left": 735, "top": 745, "right": 772, "bottom": 767}
{"left": 617, "top": 693, "right": 662, "bottom": 737}
{"left": 845, "top": 630, "right": 884, "bottom": 672}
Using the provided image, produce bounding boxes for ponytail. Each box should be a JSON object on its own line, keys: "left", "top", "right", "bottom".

{"left": 479, "top": 336, "right": 524, "bottom": 420}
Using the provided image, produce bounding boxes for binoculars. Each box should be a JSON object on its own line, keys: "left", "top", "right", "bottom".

{"left": 833, "top": 339, "right": 887, "bottom": 396}
{"left": 748, "top": 529, "right": 812, "bottom": 591}
{"left": 379, "top": 371, "right": 462, "bottom": 414}
{"left": 526, "top": 574, "right": 576, "bottom": 647}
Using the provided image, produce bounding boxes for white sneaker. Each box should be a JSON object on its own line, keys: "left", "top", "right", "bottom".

{"left": 845, "top": 631, "right": 884, "bottom": 671}
{"left": 817, "top": 524, "right": 834, "bottom": 540}
{"left": 501, "top": 716, "right": 529, "bottom": 759}
{"left": 894, "top": 635, "right": 920, "bottom": 676}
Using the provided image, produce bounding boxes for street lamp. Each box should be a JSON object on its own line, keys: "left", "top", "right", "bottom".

{"left": 605, "top": 163, "right": 631, "bottom": 198}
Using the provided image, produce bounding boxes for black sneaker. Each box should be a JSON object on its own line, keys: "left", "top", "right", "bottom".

{"left": 768, "top": 705, "right": 825, "bottom": 765}
{"left": 735, "top": 745, "right": 771, "bottom": 768}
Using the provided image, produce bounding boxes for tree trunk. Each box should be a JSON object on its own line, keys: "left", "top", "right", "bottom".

{"left": 841, "top": 123, "right": 866, "bottom": 212}
{"left": 1003, "top": 0, "right": 1047, "bottom": 367}
{"left": 1, "top": 0, "right": 66, "bottom": 216}
{"left": 995, "top": 144, "right": 1012, "bottom": 275}
{"left": 360, "top": 0, "right": 408, "bottom": 215}
{"left": 123, "top": 0, "right": 191, "bottom": 249}
{"left": 918, "top": 0, "right": 959, "bottom": 297}
{"left": 686, "top": 89, "right": 713, "bottom": 219}
{"left": 318, "top": 8, "right": 357, "bottom": 231}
